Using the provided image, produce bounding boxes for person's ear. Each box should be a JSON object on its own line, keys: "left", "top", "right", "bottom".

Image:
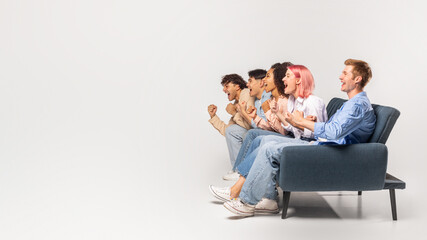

{"left": 296, "top": 78, "right": 302, "bottom": 85}
{"left": 354, "top": 75, "right": 362, "bottom": 84}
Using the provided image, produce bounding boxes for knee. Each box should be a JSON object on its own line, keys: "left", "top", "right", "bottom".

{"left": 225, "top": 124, "right": 237, "bottom": 136}
{"left": 262, "top": 143, "right": 279, "bottom": 158}
{"left": 247, "top": 129, "right": 261, "bottom": 138}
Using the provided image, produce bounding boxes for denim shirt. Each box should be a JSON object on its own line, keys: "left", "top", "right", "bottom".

{"left": 251, "top": 90, "right": 272, "bottom": 128}
{"left": 313, "top": 92, "right": 376, "bottom": 145}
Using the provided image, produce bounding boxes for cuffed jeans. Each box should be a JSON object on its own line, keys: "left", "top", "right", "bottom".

{"left": 225, "top": 124, "right": 248, "bottom": 169}
{"left": 239, "top": 135, "right": 310, "bottom": 205}
{"left": 233, "top": 129, "right": 283, "bottom": 171}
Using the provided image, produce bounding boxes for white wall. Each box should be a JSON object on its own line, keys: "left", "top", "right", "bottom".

{"left": 1, "top": 0, "right": 426, "bottom": 239}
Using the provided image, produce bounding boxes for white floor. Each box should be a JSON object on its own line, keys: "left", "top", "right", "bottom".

{"left": 1, "top": 132, "right": 426, "bottom": 240}
{"left": 1, "top": 1, "right": 427, "bottom": 239}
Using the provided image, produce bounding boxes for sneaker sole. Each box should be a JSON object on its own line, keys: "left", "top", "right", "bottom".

{"left": 208, "top": 185, "right": 230, "bottom": 202}
{"left": 222, "top": 176, "right": 240, "bottom": 181}
{"left": 223, "top": 202, "right": 254, "bottom": 217}
{"left": 254, "top": 208, "right": 280, "bottom": 214}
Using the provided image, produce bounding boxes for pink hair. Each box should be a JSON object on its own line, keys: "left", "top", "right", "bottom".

{"left": 287, "top": 65, "right": 315, "bottom": 98}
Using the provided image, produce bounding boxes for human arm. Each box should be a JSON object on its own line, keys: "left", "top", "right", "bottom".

{"left": 236, "top": 101, "right": 253, "bottom": 125}
{"left": 282, "top": 96, "right": 327, "bottom": 138}
{"left": 313, "top": 103, "right": 367, "bottom": 140}
{"left": 249, "top": 107, "right": 273, "bottom": 131}
{"left": 285, "top": 110, "right": 315, "bottom": 132}
{"left": 207, "top": 104, "right": 232, "bottom": 136}
{"left": 266, "top": 98, "right": 288, "bottom": 135}
{"left": 233, "top": 89, "right": 255, "bottom": 127}
{"left": 226, "top": 103, "right": 237, "bottom": 116}
{"left": 207, "top": 104, "right": 217, "bottom": 119}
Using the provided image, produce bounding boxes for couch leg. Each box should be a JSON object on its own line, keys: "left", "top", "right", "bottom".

{"left": 389, "top": 189, "right": 397, "bottom": 220}
{"left": 282, "top": 191, "right": 291, "bottom": 219}
{"left": 358, "top": 191, "right": 362, "bottom": 196}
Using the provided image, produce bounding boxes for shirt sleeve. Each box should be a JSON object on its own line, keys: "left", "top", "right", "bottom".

{"left": 314, "top": 102, "right": 365, "bottom": 140}
{"left": 251, "top": 119, "right": 258, "bottom": 129}
{"left": 254, "top": 114, "right": 273, "bottom": 131}
{"left": 233, "top": 89, "right": 255, "bottom": 129}
{"left": 301, "top": 97, "right": 327, "bottom": 138}
{"left": 266, "top": 98, "right": 287, "bottom": 135}
{"left": 208, "top": 115, "right": 232, "bottom": 136}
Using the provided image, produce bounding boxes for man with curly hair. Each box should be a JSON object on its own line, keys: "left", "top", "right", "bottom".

{"left": 207, "top": 73, "right": 255, "bottom": 178}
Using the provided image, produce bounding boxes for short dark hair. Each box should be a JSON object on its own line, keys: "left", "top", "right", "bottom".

{"left": 221, "top": 74, "right": 247, "bottom": 89}
{"left": 272, "top": 62, "right": 293, "bottom": 96}
{"left": 248, "top": 69, "right": 267, "bottom": 80}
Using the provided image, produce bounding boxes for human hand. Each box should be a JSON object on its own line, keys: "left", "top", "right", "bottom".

{"left": 270, "top": 100, "right": 278, "bottom": 114}
{"left": 236, "top": 101, "right": 247, "bottom": 113}
{"left": 247, "top": 106, "right": 257, "bottom": 119}
{"left": 285, "top": 110, "right": 304, "bottom": 127}
{"left": 261, "top": 100, "right": 271, "bottom": 113}
{"left": 305, "top": 115, "right": 317, "bottom": 122}
{"left": 226, "top": 103, "right": 237, "bottom": 115}
{"left": 207, "top": 104, "right": 217, "bottom": 118}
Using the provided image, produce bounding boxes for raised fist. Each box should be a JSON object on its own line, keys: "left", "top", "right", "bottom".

{"left": 236, "top": 101, "right": 247, "bottom": 113}
{"left": 207, "top": 104, "right": 217, "bottom": 118}
{"left": 261, "top": 100, "right": 271, "bottom": 113}
{"left": 247, "top": 106, "right": 257, "bottom": 119}
{"left": 270, "top": 100, "right": 278, "bottom": 114}
{"left": 226, "top": 103, "right": 237, "bottom": 115}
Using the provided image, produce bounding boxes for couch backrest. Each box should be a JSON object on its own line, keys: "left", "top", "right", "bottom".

{"left": 326, "top": 98, "right": 400, "bottom": 144}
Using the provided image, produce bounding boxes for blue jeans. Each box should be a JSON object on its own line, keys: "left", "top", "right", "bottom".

{"left": 239, "top": 135, "right": 310, "bottom": 205}
{"left": 225, "top": 125, "right": 248, "bottom": 168}
{"left": 237, "top": 134, "right": 293, "bottom": 178}
{"left": 233, "top": 129, "right": 283, "bottom": 171}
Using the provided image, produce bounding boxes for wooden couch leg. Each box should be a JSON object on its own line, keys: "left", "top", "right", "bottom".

{"left": 389, "top": 189, "right": 397, "bottom": 220}
{"left": 282, "top": 191, "right": 291, "bottom": 219}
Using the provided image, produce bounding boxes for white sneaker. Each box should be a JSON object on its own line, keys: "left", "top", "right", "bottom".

{"left": 222, "top": 171, "right": 240, "bottom": 181}
{"left": 209, "top": 185, "right": 232, "bottom": 202}
{"left": 254, "top": 198, "right": 279, "bottom": 214}
{"left": 223, "top": 198, "right": 255, "bottom": 217}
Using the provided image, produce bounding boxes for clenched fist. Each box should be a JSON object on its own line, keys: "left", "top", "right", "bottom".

{"left": 208, "top": 104, "right": 217, "bottom": 118}
{"left": 261, "top": 100, "right": 271, "bottom": 113}
{"left": 226, "top": 103, "right": 237, "bottom": 116}
{"left": 247, "top": 106, "right": 257, "bottom": 119}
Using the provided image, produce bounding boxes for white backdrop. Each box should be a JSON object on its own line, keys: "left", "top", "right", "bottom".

{"left": 1, "top": 0, "right": 427, "bottom": 239}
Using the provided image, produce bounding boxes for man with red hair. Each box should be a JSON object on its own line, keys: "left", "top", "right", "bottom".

{"left": 222, "top": 59, "right": 376, "bottom": 217}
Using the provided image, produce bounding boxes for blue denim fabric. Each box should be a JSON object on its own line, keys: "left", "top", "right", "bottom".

{"left": 225, "top": 124, "right": 248, "bottom": 168}
{"left": 232, "top": 129, "right": 283, "bottom": 171}
{"left": 237, "top": 135, "right": 293, "bottom": 178}
{"left": 239, "top": 135, "right": 309, "bottom": 205}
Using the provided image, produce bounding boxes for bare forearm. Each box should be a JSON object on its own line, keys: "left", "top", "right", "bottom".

{"left": 276, "top": 112, "right": 288, "bottom": 126}
{"left": 297, "top": 118, "right": 315, "bottom": 132}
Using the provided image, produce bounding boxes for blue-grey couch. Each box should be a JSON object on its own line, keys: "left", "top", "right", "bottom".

{"left": 278, "top": 98, "right": 405, "bottom": 220}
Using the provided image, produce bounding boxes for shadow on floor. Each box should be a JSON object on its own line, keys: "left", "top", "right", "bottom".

{"left": 279, "top": 192, "right": 362, "bottom": 219}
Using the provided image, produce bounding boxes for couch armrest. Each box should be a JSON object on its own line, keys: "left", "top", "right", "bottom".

{"left": 278, "top": 143, "right": 388, "bottom": 191}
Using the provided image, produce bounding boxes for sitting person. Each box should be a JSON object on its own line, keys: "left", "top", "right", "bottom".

{"left": 240, "top": 62, "right": 290, "bottom": 135}
{"left": 222, "top": 59, "right": 376, "bottom": 217}
{"left": 207, "top": 74, "right": 255, "bottom": 176}
{"left": 222, "top": 62, "right": 292, "bottom": 181}
{"left": 222, "top": 69, "right": 271, "bottom": 180}
{"left": 210, "top": 64, "right": 328, "bottom": 208}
